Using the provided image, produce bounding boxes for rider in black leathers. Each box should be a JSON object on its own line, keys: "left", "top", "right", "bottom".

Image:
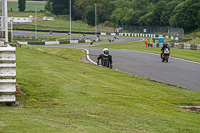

{"left": 97, "top": 48, "right": 112, "bottom": 69}
{"left": 161, "top": 41, "right": 170, "bottom": 58}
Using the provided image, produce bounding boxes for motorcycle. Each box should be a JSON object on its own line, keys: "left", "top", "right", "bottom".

{"left": 90, "top": 41, "right": 93, "bottom": 45}
{"left": 161, "top": 48, "right": 170, "bottom": 62}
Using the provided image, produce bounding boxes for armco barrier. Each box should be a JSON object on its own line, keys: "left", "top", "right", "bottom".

{"left": 0, "top": 45, "right": 16, "bottom": 103}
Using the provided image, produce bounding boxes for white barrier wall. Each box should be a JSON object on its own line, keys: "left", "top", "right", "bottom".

{"left": 0, "top": 45, "right": 16, "bottom": 103}
{"left": 198, "top": 44, "right": 200, "bottom": 51}
{"left": 101, "top": 33, "right": 106, "bottom": 35}
{"left": 17, "top": 41, "right": 28, "bottom": 45}
{"left": 85, "top": 39, "right": 91, "bottom": 43}
{"left": 45, "top": 41, "right": 59, "bottom": 45}
{"left": 70, "top": 40, "right": 78, "bottom": 43}
{"left": 184, "top": 44, "right": 190, "bottom": 50}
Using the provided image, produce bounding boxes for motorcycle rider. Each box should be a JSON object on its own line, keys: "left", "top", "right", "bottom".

{"left": 161, "top": 41, "right": 170, "bottom": 58}
{"left": 97, "top": 48, "right": 113, "bottom": 69}
{"left": 108, "top": 38, "right": 111, "bottom": 43}
{"left": 90, "top": 38, "right": 93, "bottom": 45}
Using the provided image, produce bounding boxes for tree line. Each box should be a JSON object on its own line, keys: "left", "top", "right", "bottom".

{"left": 19, "top": 0, "right": 200, "bottom": 33}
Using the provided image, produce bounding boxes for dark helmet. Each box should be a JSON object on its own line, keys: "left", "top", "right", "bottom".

{"left": 163, "top": 41, "right": 167, "bottom": 47}
{"left": 103, "top": 48, "right": 109, "bottom": 56}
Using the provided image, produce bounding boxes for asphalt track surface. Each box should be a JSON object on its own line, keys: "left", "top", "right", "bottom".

{"left": 15, "top": 32, "right": 200, "bottom": 91}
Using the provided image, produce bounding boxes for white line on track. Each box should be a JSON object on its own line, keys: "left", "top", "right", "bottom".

{"left": 85, "top": 48, "right": 200, "bottom": 66}
{"left": 84, "top": 49, "right": 97, "bottom": 65}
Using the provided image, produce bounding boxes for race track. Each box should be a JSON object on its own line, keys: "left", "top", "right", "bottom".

{"left": 15, "top": 32, "right": 200, "bottom": 91}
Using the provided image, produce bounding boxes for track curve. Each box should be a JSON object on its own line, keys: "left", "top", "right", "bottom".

{"left": 15, "top": 32, "right": 200, "bottom": 91}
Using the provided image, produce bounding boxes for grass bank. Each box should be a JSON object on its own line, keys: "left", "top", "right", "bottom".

{"left": 0, "top": 45, "right": 200, "bottom": 132}
{"left": 8, "top": 11, "right": 95, "bottom": 32}
{"left": 7, "top": 1, "right": 46, "bottom": 12}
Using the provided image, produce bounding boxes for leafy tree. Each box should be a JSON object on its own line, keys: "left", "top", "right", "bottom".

{"left": 198, "top": 11, "right": 200, "bottom": 29}
{"left": 44, "top": 0, "right": 200, "bottom": 32}
{"left": 51, "top": 0, "right": 69, "bottom": 15}
{"left": 107, "top": 1, "right": 118, "bottom": 15}
{"left": 130, "top": 0, "right": 150, "bottom": 11}
{"left": 138, "top": 12, "right": 154, "bottom": 26}
{"left": 110, "top": 8, "right": 124, "bottom": 25}
{"left": 74, "top": 0, "right": 110, "bottom": 23}
{"left": 18, "top": 0, "right": 26, "bottom": 12}
{"left": 160, "top": 11, "right": 170, "bottom": 26}
{"left": 125, "top": 10, "right": 148, "bottom": 25}
{"left": 45, "top": 0, "right": 52, "bottom": 11}
{"left": 172, "top": 0, "right": 200, "bottom": 32}
{"left": 151, "top": 1, "right": 167, "bottom": 26}
{"left": 48, "top": 0, "right": 77, "bottom": 19}
{"left": 85, "top": 6, "right": 95, "bottom": 26}
{"left": 169, "top": 15, "right": 177, "bottom": 27}
{"left": 74, "top": 0, "right": 88, "bottom": 20}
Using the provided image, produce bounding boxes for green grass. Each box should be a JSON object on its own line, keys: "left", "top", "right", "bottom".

{"left": 0, "top": 44, "right": 200, "bottom": 132}
{"left": 184, "top": 38, "right": 200, "bottom": 44}
{"left": 8, "top": 11, "right": 96, "bottom": 32}
{"left": 184, "top": 30, "right": 200, "bottom": 38}
{"left": 88, "top": 37, "right": 200, "bottom": 62}
{"left": 7, "top": 1, "right": 46, "bottom": 12}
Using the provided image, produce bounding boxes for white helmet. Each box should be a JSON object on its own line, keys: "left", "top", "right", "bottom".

{"left": 103, "top": 48, "right": 109, "bottom": 56}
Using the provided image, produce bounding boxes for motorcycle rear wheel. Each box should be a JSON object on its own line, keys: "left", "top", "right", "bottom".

{"left": 165, "top": 58, "right": 168, "bottom": 62}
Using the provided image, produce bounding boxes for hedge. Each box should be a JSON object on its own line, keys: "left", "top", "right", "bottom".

{"left": 78, "top": 40, "right": 85, "bottom": 43}
{"left": 60, "top": 41, "right": 70, "bottom": 44}
{"left": 190, "top": 44, "right": 197, "bottom": 50}
{"left": 28, "top": 42, "right": 45, "bottom": 45}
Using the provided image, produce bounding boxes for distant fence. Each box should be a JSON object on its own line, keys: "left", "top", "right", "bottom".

{"left": 98, "top": 25, "right": 184, "bottom": 39}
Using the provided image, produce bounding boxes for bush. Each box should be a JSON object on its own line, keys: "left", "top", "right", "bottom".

{"left": 190, "top": 44, "right": 197, "bottom": 50}
{"left": 78, "top": 40, "right": 85, "bottom": 43}
{"left": 28, "top": 42, "right": 45, "bottom": 45}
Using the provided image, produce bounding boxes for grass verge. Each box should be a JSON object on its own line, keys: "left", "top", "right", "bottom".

{"left": 7, "top": 1, "right": 46, "bottom": 12}
{"left": 0, "top": 45, "right": 200, "bottom": 132}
